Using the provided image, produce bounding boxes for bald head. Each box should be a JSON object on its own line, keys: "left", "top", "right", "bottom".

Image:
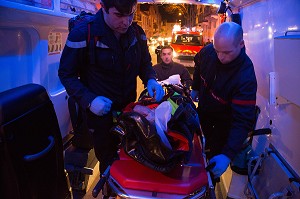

{"left": 214, "top": 22, "right": 243, "bottom": 46}
{"left": 213, "top": 22, "right": 244, "bottom": 64}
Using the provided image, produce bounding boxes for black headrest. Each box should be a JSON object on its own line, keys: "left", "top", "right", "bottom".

{"left": 0, "top": 84, "right": 50, "bottom": 125}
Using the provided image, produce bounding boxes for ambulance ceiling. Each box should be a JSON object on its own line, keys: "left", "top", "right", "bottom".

{"left": 137, "top": 0, "right": 259, "bottom": 8}
{"left": 137, "top": 0, "right": 220, "bottom": 5}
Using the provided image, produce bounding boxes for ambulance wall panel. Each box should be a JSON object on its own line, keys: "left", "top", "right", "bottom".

{"left": 238, "top": 0, "right": 300, "bottom": 176}
{"left": 0, "top": 4, "right": 73, "bottom": 138}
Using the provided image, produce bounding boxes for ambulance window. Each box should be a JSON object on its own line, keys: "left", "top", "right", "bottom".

{"left": 60, "top": 0, "right": 99, "bottom": 15}
{"left": 4, "top": 0, "right": 53, "bottom": 9}
{"left": 0, "top": 28, "right": 36, "bottom": 92}
{"left": 173, "top": 34, "right": 203, "bottom": 46}
{"left": 175, "top": 35, "right": 183, "bottom": 44}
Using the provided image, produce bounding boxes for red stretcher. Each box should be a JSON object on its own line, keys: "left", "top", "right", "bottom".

{"left": 93, "top": 134, "right": 213, "bottom": 199}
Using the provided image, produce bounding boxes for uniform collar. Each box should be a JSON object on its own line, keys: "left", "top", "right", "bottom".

{"left": 93, "top": 9, "right": 110, "bottom": 36}
{"left": 216, "top": 47, "right": 247, "bottom": 68}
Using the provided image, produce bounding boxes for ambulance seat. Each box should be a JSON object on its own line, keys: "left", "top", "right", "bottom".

{"left": 0, "top": 83, "right": 72, "bottom": 199}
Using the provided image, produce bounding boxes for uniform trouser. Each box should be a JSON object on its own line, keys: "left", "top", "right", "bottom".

{"left": 200, "top": 115, "right": 230, "bottom": 159}
{"left": 86, "top": 111, "right": 120, "bottom": 175}
{"left": 200, "top": 114, "right": 231, "bottom": 185}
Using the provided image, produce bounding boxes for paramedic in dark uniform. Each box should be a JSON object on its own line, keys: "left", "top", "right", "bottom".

{"left": 191, "top": 22, "right": 257, "bottom": 181}
{"left": 155, "top": 41, "right": 163, "bottom": 63}
{"left": 153, "top": 45, "right": 192, "bottom": 88}
{"left": 58, "top": 0, "right": 164, "bottom": 197}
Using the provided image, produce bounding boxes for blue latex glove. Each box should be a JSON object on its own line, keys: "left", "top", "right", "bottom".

{"left": 89, "top": 96, "right": 112, "bottom": 116}
{"left": 209, "top": 154, "right": 230, "bottom": 178}
{"left": 190, "top": 90, "right": 199, "bottom": 102}
{"left": 147, "top": 79, "right": 164, "bottom": 102}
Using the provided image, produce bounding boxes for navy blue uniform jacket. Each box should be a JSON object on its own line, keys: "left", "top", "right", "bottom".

{"left": 192, "top": 44, "right": 257, "bottom": 160}
{"left": 59, "top": 9, "right": 156, "bottom": 110}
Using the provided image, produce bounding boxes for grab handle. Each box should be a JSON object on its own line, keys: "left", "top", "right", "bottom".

{"left": 23, "top": 136, "right": 55, "bottom": 162}
{"left": 284, "top": 30, "right": 300, "bottom": 36}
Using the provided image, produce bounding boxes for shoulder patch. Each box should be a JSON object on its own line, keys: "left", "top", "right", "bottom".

{"left": 141, "top": 34, "right": 147, "bottom": 41}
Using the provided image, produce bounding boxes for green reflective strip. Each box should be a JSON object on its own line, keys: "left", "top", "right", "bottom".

{"left": 167, "top": 98, "right": 179, "bottom": 115}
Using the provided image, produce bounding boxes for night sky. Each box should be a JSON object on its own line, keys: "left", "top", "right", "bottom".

{"left": 158, "top": 5, "right": 177, "bottom": 22}
{"left": 140, "top": 4, "right": 178, "bottom": 22}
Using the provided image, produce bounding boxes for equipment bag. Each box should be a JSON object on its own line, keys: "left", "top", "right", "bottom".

{"left": 112, "top": 84, "right": 200, "bottom": 173}
{"left": 68, "top": 11, "right": 94, "bottom": 32}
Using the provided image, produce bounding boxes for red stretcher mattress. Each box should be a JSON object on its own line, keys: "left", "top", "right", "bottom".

{"left": 110, "top": 135, "right": 208, "bottom": 195}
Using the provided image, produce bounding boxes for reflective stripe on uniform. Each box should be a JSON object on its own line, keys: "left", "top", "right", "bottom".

{"left": 96, "top": 41, "right": 109, "bottom": 48}
{"left": 66, "top": 40, "right": 87, "bottom": 48}
{"left": 232, "top": 99, "right": 256, "bottom": 105}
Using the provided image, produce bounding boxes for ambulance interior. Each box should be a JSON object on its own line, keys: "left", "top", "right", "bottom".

{"left": 0, "top": 0, "right": 300, "bottom": 198}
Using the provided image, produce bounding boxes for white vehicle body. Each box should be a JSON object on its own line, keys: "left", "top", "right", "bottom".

{"left": 0, "top": 0, "right": 300, "bottom": 198}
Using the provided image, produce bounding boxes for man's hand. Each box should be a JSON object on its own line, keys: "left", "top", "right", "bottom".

{"left": 89, "top": 96, "right": 112, "bottom": 116}
{"left": 208, "top": 154, "right": 230, "bottom": 178}
{"left": 190, "top": 90, "right": 199, "bottom": 102}
{"left": 147, "top": 79, "right": 164, "bottom": 102}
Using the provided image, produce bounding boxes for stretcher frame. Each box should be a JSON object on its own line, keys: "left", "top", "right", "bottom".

{"left": 93, "top": 134, "right": 215, "bottom": 199}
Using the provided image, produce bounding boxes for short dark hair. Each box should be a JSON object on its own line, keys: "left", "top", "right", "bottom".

{"left": 101, "top": 0, "right": 137, "bottom": 14}
{"left": 161, "top": 45, "right": 173, "bottom": 52}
